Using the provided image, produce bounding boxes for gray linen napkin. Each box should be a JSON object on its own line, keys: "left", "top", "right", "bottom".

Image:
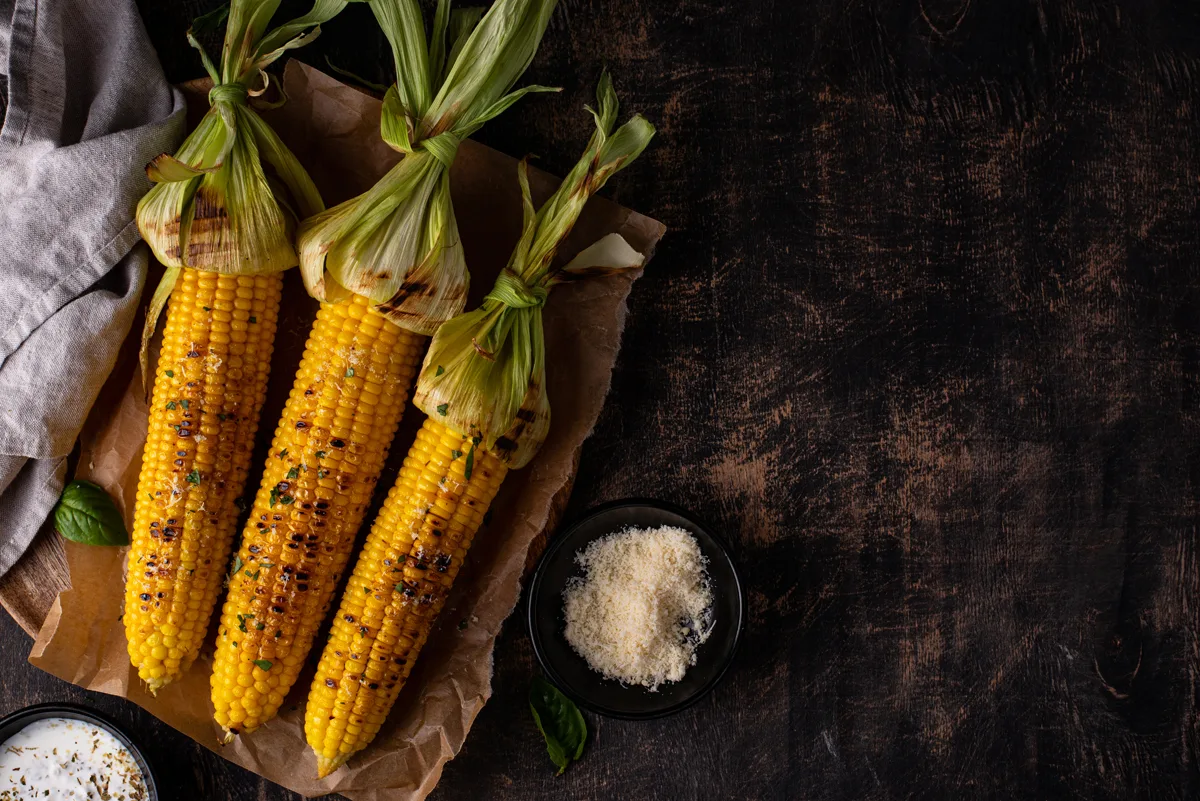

{"left": 0, "top": 0, "right": 184, "bottom": 577}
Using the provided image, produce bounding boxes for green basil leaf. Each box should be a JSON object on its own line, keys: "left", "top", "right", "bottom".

{"left": 52, "top": 480, "right": 129, "bottom": 546}
{"left": 529, "top": 676, "right": 586, "bottom": 775}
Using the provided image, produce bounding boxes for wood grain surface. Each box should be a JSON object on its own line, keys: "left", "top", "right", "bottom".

{"left": 3, "top": 0, "right": 1200, "bottom": 800}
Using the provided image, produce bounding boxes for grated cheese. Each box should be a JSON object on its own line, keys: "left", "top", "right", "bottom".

{"left": 562, "top": 525, "right": 713, "bottom": 691}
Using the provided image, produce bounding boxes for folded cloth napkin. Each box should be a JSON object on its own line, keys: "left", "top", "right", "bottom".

{"left": 0, "top": 0, "right": 183, "bottom": 577}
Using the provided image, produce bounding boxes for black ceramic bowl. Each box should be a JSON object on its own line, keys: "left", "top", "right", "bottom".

{"left": 528, "top": 499, "right": 744, "bottom": 719}
{"left": 0, "top": 703, "right": 158, "bottom": 800}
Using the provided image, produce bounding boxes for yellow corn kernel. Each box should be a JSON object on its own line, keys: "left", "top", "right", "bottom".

{"left": 305, "top": 417, "right": 508, "bottom": 777}
{"left": 211, "top": 294, "right": 424, "bottom": 738}
{"left": 125, "top": 269, "right": 281, "bottom": 693}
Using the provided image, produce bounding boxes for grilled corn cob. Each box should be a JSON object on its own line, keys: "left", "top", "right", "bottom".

{"left": 125, "top": 271, "right": 280, "bottom": 691}
{"left": 212, "top": 0, "right": 559, "bottom": 738}
{"left": 124, "top": 0, "right": 337, "bottom": 692}
{"left": 305, "top": 74, "right": 654, "bottom": 776}
{"left": 307, "top": 420, "right": 506, "bottom": 775}
{"left": 211, "top": 295, "right": 423, "bottom": 736}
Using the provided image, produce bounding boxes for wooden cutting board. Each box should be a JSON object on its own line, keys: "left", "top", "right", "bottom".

{"left": 0, "top": 529, "right": 67, "bottom": 637}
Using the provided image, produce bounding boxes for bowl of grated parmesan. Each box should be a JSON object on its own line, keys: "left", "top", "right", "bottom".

{"left": 527, "top": 500, "right": 744, "bottom": 719}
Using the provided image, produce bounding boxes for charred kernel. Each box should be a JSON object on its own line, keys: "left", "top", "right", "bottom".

{"left": 325, "top": 678, "right": 336, "bottom": 688}
{"left": 139, "top": 593, "right": 151, "bottom": 601}
{"left": 330, "top": 439, "right": 345, "bottom": 448}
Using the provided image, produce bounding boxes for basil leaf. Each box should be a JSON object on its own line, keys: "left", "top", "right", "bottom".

{"left": 529, "top": 676, "right": 586, "bottom": 775}
{"left": 52, "top": 480, "right": 129, "bottom": 546}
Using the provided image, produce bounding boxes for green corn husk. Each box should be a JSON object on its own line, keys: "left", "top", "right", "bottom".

{"left": 297, "top": 0, "right": 560, "bottom": 334}
{"left": 136, "top": 0, "right": 344, "bottom": 380}
{"left": 413, "top": 72, "right": 655, "bottom": 468}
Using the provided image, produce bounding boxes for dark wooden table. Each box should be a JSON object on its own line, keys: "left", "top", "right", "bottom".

{"left": 4, "top": 0, "right": 1200, "bottom": 798}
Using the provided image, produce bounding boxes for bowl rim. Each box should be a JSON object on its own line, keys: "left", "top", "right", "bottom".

{"left": 0, "top": 701, "right": 159, "bottom": 800}
{"left": 527, "top": 497, "right": 745, "bottom": 720}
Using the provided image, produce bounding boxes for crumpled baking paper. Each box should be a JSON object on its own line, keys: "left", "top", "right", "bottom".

{"left": 28, "top": 62, "right": 664, "bottom": 800}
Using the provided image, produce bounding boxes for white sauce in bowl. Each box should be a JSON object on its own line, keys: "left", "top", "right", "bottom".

{"left": 0, "top": 717, "right": 148, "bottom": 800}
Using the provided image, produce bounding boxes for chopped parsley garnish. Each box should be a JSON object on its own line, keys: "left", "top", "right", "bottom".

{"left": 226, "top": 556, "right": 244, "bottom": 586}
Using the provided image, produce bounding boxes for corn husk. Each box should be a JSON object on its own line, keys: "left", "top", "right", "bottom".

{"left": 135, "top": 0, "right": 344, "bottom": 383}
{"left": 413, "top": 73, "right": 654, "bottom": 468}
{"left": 297, "top": 0, "right": 559, "bottom": 334}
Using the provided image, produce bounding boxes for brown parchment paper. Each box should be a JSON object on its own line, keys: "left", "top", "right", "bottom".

{"left": 28, "top": 62, "right": 665, "bottom": 800}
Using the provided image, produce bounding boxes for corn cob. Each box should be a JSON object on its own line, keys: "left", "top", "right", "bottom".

{"left": 212, "top": 0, "right": 559, "bottom": 738}
{"left": 125, "top": 271, "right": 280, "bottom": 691}
{"left": 211, "top": 295, "right": 423, "bottom": 736}
{"left": 304, "top": 74, "right": 654, "bottom": 777}
{"left": 307, "top": 420, "right": 506, "bottom": 774}
{"left": 125, "top": 0, "right": 339, "bottom": 691}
